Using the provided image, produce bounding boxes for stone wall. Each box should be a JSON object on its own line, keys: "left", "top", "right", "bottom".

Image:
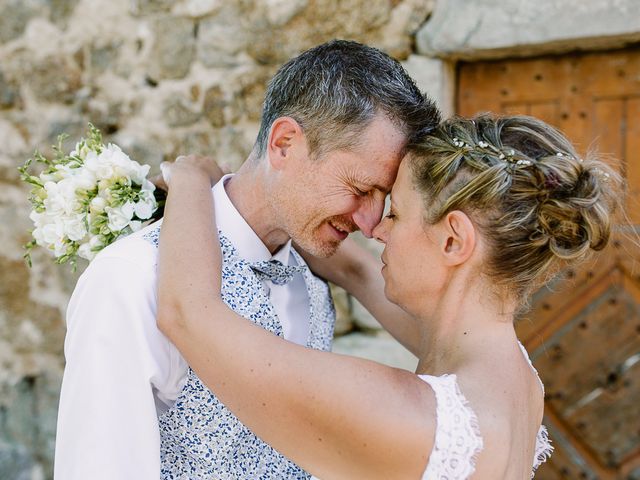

{"left": 417, "top": 0, "right": 640, "bottom": 60}
{"left": 0, "top": 0, "right": 435, "bottom": 477}
{"left": 3, "top": 0, "right": 636, "bottom": 477}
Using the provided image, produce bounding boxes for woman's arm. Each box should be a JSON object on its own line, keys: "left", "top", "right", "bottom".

{"left": 301, "top": 238, "right": 424, "bottom": 356}
{"left": 157, "top": 162, "right": 435, "bottom": 480}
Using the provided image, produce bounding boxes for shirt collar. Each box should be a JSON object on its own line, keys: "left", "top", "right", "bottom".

{"left": 213, "top": 174, "right": 292, "bottom": 265}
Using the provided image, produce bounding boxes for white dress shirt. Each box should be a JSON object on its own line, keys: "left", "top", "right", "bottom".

{"left": 54, "top": 175, "right": 311, "bottom": 479}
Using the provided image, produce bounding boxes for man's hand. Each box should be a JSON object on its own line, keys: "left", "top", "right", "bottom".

{"left": 150, "top": 155, "right": 230, "bottom": 191}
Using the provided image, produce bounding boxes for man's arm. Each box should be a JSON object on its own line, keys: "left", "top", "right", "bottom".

{"left": 301, "top": 238, "right": 424, "bottom": 356}
{"left": 54, "top": 247, "right": 175, "bottom": 479}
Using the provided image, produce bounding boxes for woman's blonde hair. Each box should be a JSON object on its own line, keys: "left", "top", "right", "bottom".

{"left": 408, "top": 113, "right": 621, "bottom": 300}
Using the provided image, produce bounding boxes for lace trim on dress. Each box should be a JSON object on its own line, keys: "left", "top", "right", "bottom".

{"left": 518, "top": 342, "right": 554, "bottom": 475}
{"left": 419, "top": 374, "right": 484, "bottom": 480}
{"left": 533, "top": 425, "right": 553, "bottom": 475}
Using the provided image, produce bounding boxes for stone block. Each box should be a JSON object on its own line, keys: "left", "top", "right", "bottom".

{"left": 147, "top": 16, "right": 196, "bottom": 80}
{"left": 163, "top": 95, "right": 201, "bottom": 127}
{"left": 0, "top": 441, "right": 42, "bottom": 480}
{"left": 417, "top": 0, "right": 640, "bottom": 60}
{"left": 47, "top": 0, "right": 80, "bottom": 27}
{"left": 263, "top": 0, "right": 308, "bottom": 27}
{"left": 172, "top": 0, "right": 223, "bottom": 18}
{"left": 89, "top": 41, "right": 121, "bottom": 74}
{"left": 371, "top": 0, "right": 435, "bottom": 59}
{"left": 115, "top": 132, "right": 166, "bottom": 169}
{"left": 0, "top": 0, "right": 43, "bottom": 44}
{"left": 0, "top": 119, "right": 27, "bottom": 158}
{"left": 213, "top": 126, "right": 254, "bottom": 169}
{"left": 402, "top": 54, "right": 454, "bottom": 118}
{"left": 332, "top": 331, "right": 418, "bottom": 370}
{"left": 26, "top": 55, "right": 82, "bottom": 104}
{"left": 168, "top": 128, "right": 217, "bottom": 161}
{"left": 0, "top": 70, "right": 21, "bottom": 109}
{"left": 202, "top": 85, "right": 226, "bottom": 128}
{"left": 130, "top": 0, "right": 173, "bottom": 15}
{"left": 197, "top": 9, "right": 249, "bottom": 68}
{"left": 0, "top": 372, "right": 61, "bottom": 480}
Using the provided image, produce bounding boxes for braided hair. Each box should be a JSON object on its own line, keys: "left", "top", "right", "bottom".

{"left": 407, "top": 113, "right": 620, "bottom": 300}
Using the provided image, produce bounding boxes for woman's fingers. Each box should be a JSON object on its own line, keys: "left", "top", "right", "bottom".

{"left": 161, "top": 155, "right": 229, "bottom": 188}
{"left": 149, "top": 172, "right": 169, "bottom": 192}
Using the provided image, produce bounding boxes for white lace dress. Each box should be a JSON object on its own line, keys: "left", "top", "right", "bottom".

{"left": 419, "top": 344, "right": 553, "bottom": 479}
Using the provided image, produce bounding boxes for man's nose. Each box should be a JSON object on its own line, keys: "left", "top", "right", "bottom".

{"left": 372, "top": 218, "right": 387, "bottom": 243}
{"left": 352, "top": 197, "right": 384, "bottom": 238}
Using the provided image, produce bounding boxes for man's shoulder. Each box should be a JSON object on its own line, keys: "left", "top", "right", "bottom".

{"left": 68, "top": 223, "right": 162, "bottom": 317}
{"left": 92, "top": 221, "right": 161, "bottom": 271}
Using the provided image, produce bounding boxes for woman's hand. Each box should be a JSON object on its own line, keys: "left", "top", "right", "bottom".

{"left": 151, "top": 155, "right": 230, "bottom": 191}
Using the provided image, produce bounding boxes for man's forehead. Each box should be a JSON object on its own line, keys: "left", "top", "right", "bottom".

{"left": 367, "top": 162, "right": 401, "bottom": 193}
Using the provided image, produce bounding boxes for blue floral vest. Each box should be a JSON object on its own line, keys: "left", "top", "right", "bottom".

{"left": 143, "top": 226, "right": 336, "bottom": 479}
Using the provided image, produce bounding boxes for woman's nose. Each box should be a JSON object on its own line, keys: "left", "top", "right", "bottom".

{"left": 372, "top": 218, "right": 388, "bottom": 244}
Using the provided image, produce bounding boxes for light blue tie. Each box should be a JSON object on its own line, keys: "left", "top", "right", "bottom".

{"left": 250, "top": 259, "right": 307, "bottom": 286}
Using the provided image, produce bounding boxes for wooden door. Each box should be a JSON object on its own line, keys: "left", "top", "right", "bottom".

{"left": 458, "top": 48, "right": 640, "bottom": 479}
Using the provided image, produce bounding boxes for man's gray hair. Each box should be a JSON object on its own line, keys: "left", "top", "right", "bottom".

{"left": 254, "top": 40, "right": 440, "bottom": 159}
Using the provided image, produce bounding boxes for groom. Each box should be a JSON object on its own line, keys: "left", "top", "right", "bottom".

{"left": 54, "top": 40, "right": 439, "bottom": 479}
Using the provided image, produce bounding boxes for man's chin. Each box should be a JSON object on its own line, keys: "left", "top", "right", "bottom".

{"left": 294, "top": 236, "right": 341, "bottom": 258}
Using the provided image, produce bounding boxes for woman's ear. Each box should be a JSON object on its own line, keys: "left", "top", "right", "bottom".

{"left": 439, "top": 210, "right": 476, "bottom": 266}
{"left": 267, "top": 117, "right": 306, "bottom": 170}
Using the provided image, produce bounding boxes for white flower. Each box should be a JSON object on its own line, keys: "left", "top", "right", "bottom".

{"left": 90, "top": 196, "right": 107, "bottom": 213}
{"left": 73, "top": 168, "right": 97, "bottom": 191}
{"left": 53, "top": 239, "right": 68, "bottom": 257}
{"left": 134, "top": 198, "right": 155, "bottom": 220}
{"left": 54, "top": 164, "right": 73, "bottom": 179}
{"left": 84, "top": 150, "right": 101, "bottom": 173}
{"left": 77, "top": 242, "right": 95, "bottom": 261}
{"left": 58, "top": 177, "right": 80, "bottom": 199}
{"left": 141, "top": 179, "right": 155, "bottom": 193}
{"left": 105, "top": 201, "right": 135, "bottom": 231}
{"left": 89, "top": 235, "right": 106, "bottom": 249}
{"left": 71, "top": 142, "right": 91, "bottom": 160}
{"left": 39, "top": 172, "right": 58, "bottom": 183}
{"left": 42, "top": 222, "right": 65, "bottom": 245}
{"left": 129, "top": 163, "right": 150, "bottom": 185}
{"left": 30, "top": 211, "right": 49, "bottom": 229}
{"left": 95, "top": 161, "right": 115, "bottom": 181}
{"left": 64, "top": 215, "right": 88, "bottom": 242}
{"left": 129, "top": 220, "right": 142, "bottom": 232}
{"left": 32, "top": 227, "right": 46, "bottom": 247}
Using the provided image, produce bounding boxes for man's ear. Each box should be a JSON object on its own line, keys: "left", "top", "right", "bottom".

{"left": 439, "top": 210, "right": 476, "bottom": 266}
{"left": 267, "top": 117, "right": 306, "bottom": 170}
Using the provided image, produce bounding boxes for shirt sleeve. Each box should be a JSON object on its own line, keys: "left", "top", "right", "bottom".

{"left": 54, "top": 244, "right": 177, "bottom": 479}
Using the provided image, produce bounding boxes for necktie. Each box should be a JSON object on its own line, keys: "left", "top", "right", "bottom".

{"left": 250, "top": 259, "right": 307, "bottom": 286}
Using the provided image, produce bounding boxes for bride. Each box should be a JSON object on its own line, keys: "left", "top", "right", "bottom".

{"left": 156, "top": 114, "right": 617, "bottom": 479}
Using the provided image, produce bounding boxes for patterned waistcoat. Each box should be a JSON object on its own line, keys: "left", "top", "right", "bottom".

{"left": 144, "top": 227, "right": 336, "bottom": 479}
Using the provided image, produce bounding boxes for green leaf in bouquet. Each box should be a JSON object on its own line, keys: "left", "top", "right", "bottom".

{"left": 23, "top": 240, "right": 36, "bottom": 268}
{"left": 52, "top": 133, "right": 70, "bottom": 164}
{"left": 86, "top": 123, "right": 103, "bottom": 153}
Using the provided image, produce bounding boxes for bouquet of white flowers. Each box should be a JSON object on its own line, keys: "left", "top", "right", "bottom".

{"left": 19, "top": 125, "right": 164, "bottom": 270}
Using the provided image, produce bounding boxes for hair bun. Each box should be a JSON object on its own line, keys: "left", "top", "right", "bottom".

{"left": 536, "top": 158, "right": 615, "bottom": 260}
